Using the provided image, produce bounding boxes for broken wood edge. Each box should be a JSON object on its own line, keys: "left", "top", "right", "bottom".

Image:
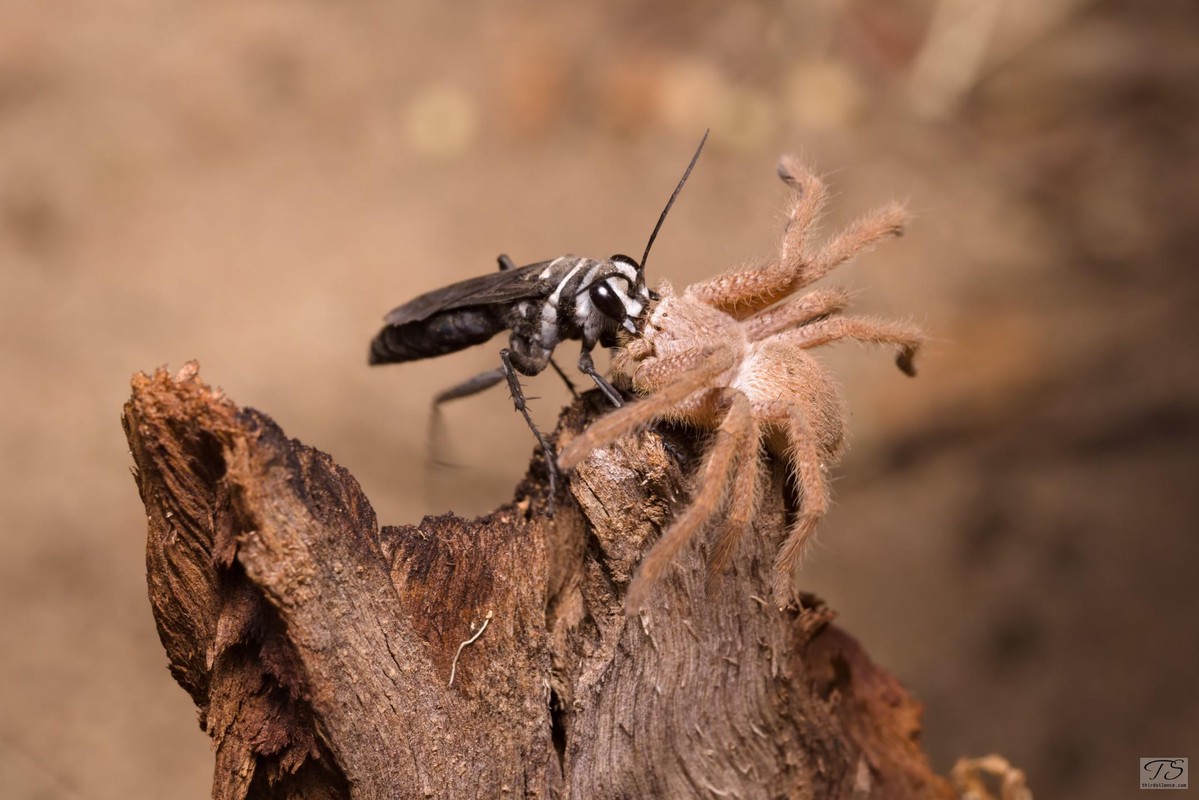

{"left": 125, "top": 361, "right": 1011, "bottom": 799}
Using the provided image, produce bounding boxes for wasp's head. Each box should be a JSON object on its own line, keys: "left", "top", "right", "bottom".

{"left": 580, "top": 253, "right": 652, "bottom": 335}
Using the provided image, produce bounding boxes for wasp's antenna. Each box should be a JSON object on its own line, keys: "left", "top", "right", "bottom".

{"left": 640, "top": 129, "right": 708, "bottom": 272}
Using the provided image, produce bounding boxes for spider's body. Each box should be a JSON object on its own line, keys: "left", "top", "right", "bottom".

{"left": 559, "top": 157, "right": 923, "bottom": 610}
{"left": 622, "top": 281, "right": 848, "bottom": 455}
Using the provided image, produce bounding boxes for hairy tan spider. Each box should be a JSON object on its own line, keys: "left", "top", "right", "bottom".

{"left": 558, "top": 157, "right": 923, "bottom": 611}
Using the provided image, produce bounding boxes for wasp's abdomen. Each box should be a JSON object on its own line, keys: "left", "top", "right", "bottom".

{"left": 369, "top": 307, "right": 506, "bottom": 364}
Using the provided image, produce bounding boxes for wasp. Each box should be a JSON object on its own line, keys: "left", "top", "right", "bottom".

{"left": 369, "top": 134, "right": 707, "bottom": 503}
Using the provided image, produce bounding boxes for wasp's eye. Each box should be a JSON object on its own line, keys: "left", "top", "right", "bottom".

{"left": 590, "top": 281, "right": 627, "bottom": 321}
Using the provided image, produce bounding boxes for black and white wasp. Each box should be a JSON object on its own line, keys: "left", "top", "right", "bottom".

{"left": 369, "top": 134, "right": 707, "bottom": 501}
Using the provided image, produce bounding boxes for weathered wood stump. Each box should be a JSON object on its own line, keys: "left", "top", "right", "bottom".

{"left": 124, "top": 362, "right": 959, "bottom": 799}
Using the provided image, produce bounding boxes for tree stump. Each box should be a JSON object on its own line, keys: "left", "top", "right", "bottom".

{"left": 123, "top": 362, "right": 960, "bottom": 799}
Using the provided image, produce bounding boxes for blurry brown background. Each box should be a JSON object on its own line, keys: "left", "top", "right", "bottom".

{"left": 2, "top": 1, "right": 1196, "bottom": 797}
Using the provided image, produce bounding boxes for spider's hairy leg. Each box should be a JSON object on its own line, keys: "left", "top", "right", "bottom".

{"left": 689, "top": 160, "right": 904, "bottom": 319}
{"left": 743, "top": 287, "right": 851, "bottom": 342}
{"left": 770, "top": 401, "right": 831, "bottom": 608}
{"left": 686, "top": 160, "right": 829, "bottom": 317}
{"left": 707, "top": 421, "right": 762, "bottom": 579}
{"left": 772, "top": 315, "right": 924, "bottom": 376}
{"left": 807, "top": 202, "right": 906, "bottom": 281}
{"left": 626, "top": 390, "right": 753, "bottom": 613}
{"left": 557, "top": 345, "right": 735, "bottom": 472}
{"left": 776, "top": 156, "right": 828, "bottom": 259}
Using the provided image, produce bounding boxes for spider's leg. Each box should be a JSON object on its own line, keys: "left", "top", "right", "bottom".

{"left": 707, "top": 413, "right": 761, "bottom": 578}
{"left": 743, "top": 287, "right": 851, "bottom": 342}
{"left": 626, "top": 390, "right": 753, "bottom": 613}
{"left": 806, "top": 202, "right": 905, "bottom": 280}
{"left": 686, "top": 161, "right": 826, "bottom": 316}
{"left": 777, "top": 156, "right": 906, "bottom": 286}
{"left": 770, "top": 400, "right": 831, "bottom": 608}
{"left": 499, "top": 348, "right": 560, "bottom": 513}
{"left": 557, "top": 345, "right": 735, "bottom": 472}
{"left": 769, "top": 315, "right": 923, "bottom": 376}
{"left": 775, "top": 156, "right": 828, "bottom": 259}
{"left": 689, "top": 161, "right": 903, "bottom": 318}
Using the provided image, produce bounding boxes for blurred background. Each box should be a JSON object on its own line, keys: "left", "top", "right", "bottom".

{"left": 1, "top": 0, "right": 1196, "bottom": 797}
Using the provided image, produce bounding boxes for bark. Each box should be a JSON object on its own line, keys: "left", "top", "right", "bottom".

{"left": 124, "top": 362, "right": 958, "bottom": 800}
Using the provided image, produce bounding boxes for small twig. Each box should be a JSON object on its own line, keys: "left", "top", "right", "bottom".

{"left": 448, "top": 610, "right": 494, "bottom": 688}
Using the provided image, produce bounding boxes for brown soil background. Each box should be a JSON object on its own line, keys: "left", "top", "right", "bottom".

{"left": 1, "top": 1, "right": 1196, "bottom": 797}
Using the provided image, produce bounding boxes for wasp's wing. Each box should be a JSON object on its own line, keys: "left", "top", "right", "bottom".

{"left": 382, "top": 260, "right": 556, "bottom": 326}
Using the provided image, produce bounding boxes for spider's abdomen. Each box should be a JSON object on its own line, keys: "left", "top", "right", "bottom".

{"left": 740, "top": 344, "right": 846, "bottom": 462}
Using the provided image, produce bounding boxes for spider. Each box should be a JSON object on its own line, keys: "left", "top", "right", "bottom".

{"left": 558, "top": 156, "right": 924, "bottom": 611}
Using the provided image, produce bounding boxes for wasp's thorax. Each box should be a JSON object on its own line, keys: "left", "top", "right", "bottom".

{"left": 524, "top": 253, "right": 650, "bottom": 352}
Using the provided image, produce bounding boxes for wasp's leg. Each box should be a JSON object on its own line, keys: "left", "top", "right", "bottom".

{"left": 578, "top": 348, "right": 623, "bottom": 407}
{"left": 549, "top": 359, "right": 580, "bottom": 397}
{"left": 428, "top": 368, "right": 507, "bottom": 472}
{"left": 496, "top": 254, "right": 517, "bottom": 271}
{"left": 433, "top": 367, "right": 506, "bottom": 405}
{"left": 499, "top": 348, "right": 560, "bottom": 512}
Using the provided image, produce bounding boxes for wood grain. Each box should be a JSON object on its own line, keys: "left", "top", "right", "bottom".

{"left": 124, "top": 362, "right": 955, "bottom": 799}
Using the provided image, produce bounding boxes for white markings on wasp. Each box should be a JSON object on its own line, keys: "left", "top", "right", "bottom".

{"left": 541, "top": 262, "right": 585, "bottom": 347}
{"left": 612, "top": 259, "right": 638, "bottom": 283}
{"left": 614, "top": 279, "right": 644, "bottom": 323}
{"left": 368, "top": 132, "right": 706, "bottom": 517}
{"left": 548, "top": 263, "right": 584, "bottom": 305}
{"left": 539, "top": 255, "right": 570, "bottom": 280}
{"left": 572, "top": 263, "right": 604, "bottom": 329}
